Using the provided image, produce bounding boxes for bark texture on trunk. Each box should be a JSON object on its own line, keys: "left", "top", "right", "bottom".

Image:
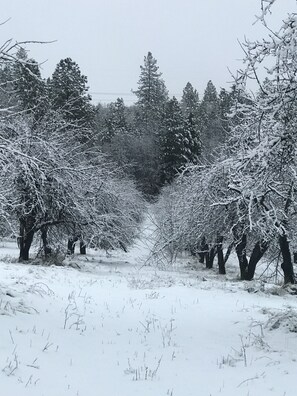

{"left": 67, "top": 236, "right": 78, "bottom": 255}
{"left": 224, "top": 242, "right": 234, "bottom": 266}
{"left": 217, "top": 235, "right": 225, "bottom": 275}
{"left": 235, "top": 234, "right": 249, "bottom": 280}
{"left": 41, "top": 226, "right": 52, "bottom": 257}
{"left": 279, "top": 234, "right": 295, "bottom": 284}
{"left": 246, "top": 240, "right": 269, "bottom": 281}
{"left": 207, "top": 245, "right": 216, "bottom": 269}
{"left": 19, "top": 217, "right": 35, "bottom": 261}
{"left": 198, "top": 237, "right": 208, "bottom": 264}
{"left": 236, "top": 235, "right": 269, "bottom": 281}
{"left": 80, "top": 240, "right": 86, "bottom": 255}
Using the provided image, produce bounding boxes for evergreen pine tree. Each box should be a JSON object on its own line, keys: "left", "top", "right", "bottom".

{"left": 49, "top": 58, "right": 94, "bottom": 129}
{"left": 13, "top": 49, "right": 48, "bottom": 122}
{"left": 183, "top": 112, "right": 201, "bottom": 163}
{"left": 181, "top": 82, "right": 200, "bottom": 118}
{"left": 199, "top": 80, "right": 222, "bottom": 160}
{"left": 0, "top": 64, "right": 16, "bottom": 114}
{"left": 105, "top": 98, "right": 128, "bottom": 142}
{"left": 201, "top": 80, "right": 218, "bottom": 115}
{"left": 134, "top": 51, "right": 168, "bottom": 134}
{"left": 100, "top": 98, "right": 133, "bottom": 167}
{"left": 218, "top": 87, "right": 234, "bottom": 135}
{"left": 93, "top": 103, "right": 110, "bottom": 145}
{"left": 130, "top": 52, "right": 169, "bottom": 195}
{"left": 160, "top": 97, "right": 189, "bottom": 184}
{"left": 180, "top": 82, "right": 201, "bottom": 163}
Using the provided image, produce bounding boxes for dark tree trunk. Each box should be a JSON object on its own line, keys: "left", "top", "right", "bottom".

{"left": 198, "top": 236, "right": 207, "bottom": 264}
{"left": 190, "top": 245, "right": 197, "bottom": 257}
{"left": 207, "top": 245, "right": 216, "bottom": 269}
{"left": 279, "top": 234, "right": 295, "bottom": 284}
{"left": 279, "top": 185, "right": 295, "bottom": 284}
{"left": 246, "top": 240, "right": 269, "bottom": 281}
{"left": 217, "top": 235, "right": 225, "bottom": 274}
{"left": 235, "top": 235, "right": 269, "bottom": 281}
{"left": 19, "top": 217, "right": 35, "bottom": 261}
{"left": 224, "top": 242, "right": 234, "bottom": 265}
{"left": 80, "top": 240, "right": 86, "bottom": 255}
{"left": 67, "top": 236, "right": 78, "bottom": 255}
{"left": 119, "top": 241, "right": 127, "bottom": 253}
{"left": 235, "top": 234, "right": 249, "bottom": 280}
{"left": 204, "top": 243, "right": 210, "bottom": 268}
{"left": 41, "top": 226, "right": 52, "bottom": 257}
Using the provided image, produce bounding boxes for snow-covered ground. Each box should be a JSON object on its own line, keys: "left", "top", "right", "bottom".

{"left": 0, "top": 219, "right": 297, "bottom": 396}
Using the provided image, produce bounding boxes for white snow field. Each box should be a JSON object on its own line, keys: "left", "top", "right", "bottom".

{"left": 0, "top": 220, "right": 297, "bottom": 396}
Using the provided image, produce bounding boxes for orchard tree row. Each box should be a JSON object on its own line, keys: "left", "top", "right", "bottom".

{"left": 0, "top": 44, "right": 144, "bottom": 261}
{"left": 153, "top": 1, "right": 297, "bottom": 285}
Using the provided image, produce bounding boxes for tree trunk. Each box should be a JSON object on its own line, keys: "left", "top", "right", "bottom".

{"left": 235, "top": 234, "right": 249, "bottom": 280}
{"left": 41, "top": 226, "right": 52, "bottom": 257}
{"left": 224, "top": 242, "right": 234, "bottom": 265}
{"left": 19, "top": 217, "right": 35, "bottom": 261}
{"left": 80, "top": 240, "right": 86, "bottom": 255}
{"left": 119, "top": 241, "right": 127, "bottom": 253}
{"left": 198, "top": 236, "right": 207, "bottom": 264}
{"left": 279, "top": 233, "right": 295, "bottom": 284}
{"left": 207, "top": 245, "right": 216, "bottom": 269}
{"left": 235, "top": 235, "right": 268, "bottom": 281}
{"left": 67, "top": 236, "right": 78, "bottom": 255}
{"left": 279, "top": 185, "right": 295, "bottom": 284}
{"left": 246, "top": 240, "right": 269, "bottom": 281}
{"left": 217, "top": 235, "right": 225, "bottom": 275}
{"left": 204, "top": 247, "right": 210, "bottom": 268}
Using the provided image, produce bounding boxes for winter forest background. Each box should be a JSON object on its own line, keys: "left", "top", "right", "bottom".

{"left": 0, "top": 0, "right": 297, "bottom": 285}
{"left": 2, "top": 1, "right": 297, "bottom": 395}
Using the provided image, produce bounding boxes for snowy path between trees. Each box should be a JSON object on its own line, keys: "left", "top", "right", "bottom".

{"left": 0, "top": 215, "right": 297, "bottom": 396}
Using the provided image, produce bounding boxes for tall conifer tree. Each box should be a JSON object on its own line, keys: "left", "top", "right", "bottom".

{"left": 134, "top": 51, "right": 168, "bottom": 134}
{"left": 183, "top": 112, "right": 201, "bottom": 163}
{"left": 181, "top": 82, "right": 200, "bottom": 118}
{"left": 13, "top": 48, "right": 48, "bottom": 122}
{"left": 131, "top": 52, "right": 169, "bottom": 194}
{"left": 199, "top": 80, "right": 221, "bottom": 159}
{"left": 160, "top": 97, "right": 188, "bottom": 183}
{"left": 105, "top": 98, "right": 128, "bottom": 142}
{"left": 49, "top": 58, "right": 94, "bottom": 129}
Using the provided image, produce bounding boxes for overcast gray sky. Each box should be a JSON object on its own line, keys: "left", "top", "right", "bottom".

{"left": 2, "top": 0, "right": 296, "bottom": 104}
